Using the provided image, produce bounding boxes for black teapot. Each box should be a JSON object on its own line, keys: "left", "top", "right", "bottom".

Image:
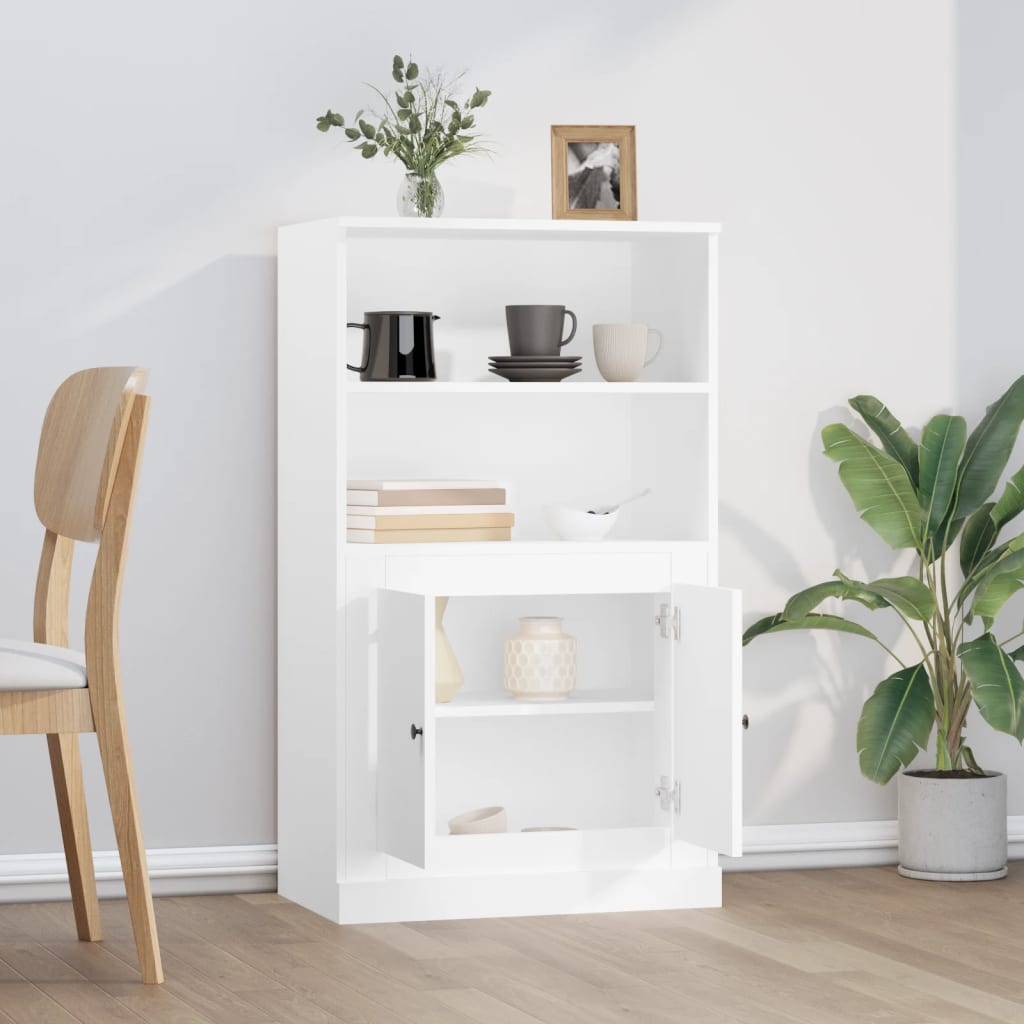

{"left": 346, "top": 310, "right": 439, "bottom": 381}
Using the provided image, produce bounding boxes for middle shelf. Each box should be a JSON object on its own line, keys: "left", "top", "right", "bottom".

{"left": 434, "top": 689, "right": 656, "bottom": 718}
{"left": 344, "top": 390, "right": 711, "bottom": 542}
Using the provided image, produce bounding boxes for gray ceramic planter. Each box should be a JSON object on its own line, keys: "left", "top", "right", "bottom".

{"left": 898, "top": 771, "right": 1008, "bottom": 881}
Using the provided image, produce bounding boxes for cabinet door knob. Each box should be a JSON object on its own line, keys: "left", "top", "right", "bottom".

{"left": 410, "top": 724, "right": 424, "bottom": 740}
{"left": 742, "top": 714, "right": 749, "bottom": 730}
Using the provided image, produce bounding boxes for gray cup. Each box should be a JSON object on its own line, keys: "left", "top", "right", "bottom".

{"left": 505, "top": 305, "right": 578, "bottom": 356}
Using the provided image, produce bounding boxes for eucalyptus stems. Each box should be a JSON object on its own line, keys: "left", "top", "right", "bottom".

{"left": 317, "top": 54, "right": 492, "bottom": 216}
{"left": 744, "top": 377, "right": 1024, "bottom": 783}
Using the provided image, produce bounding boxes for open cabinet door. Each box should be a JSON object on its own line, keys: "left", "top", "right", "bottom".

{"left": 377, "top": 589, "right": 433, "bottom": 868}
{"left": 671, "top": 583, "right": 742, "bottom": 857}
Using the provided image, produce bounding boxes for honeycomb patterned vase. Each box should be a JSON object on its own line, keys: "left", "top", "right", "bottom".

{"left": 504, "top": 617, "right": 577, "bottom": 700}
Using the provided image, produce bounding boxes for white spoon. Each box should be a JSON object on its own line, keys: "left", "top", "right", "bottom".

{"left": 587, "top": 488, "right": 651, "bottom": 516}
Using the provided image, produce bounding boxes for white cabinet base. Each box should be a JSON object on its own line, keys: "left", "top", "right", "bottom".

{"left": 330, "top": 865, "right": 723, "bottom": 925}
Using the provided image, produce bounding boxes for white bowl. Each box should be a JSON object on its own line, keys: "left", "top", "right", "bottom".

{"left": 545, "top": 505, "right": 619, "bottom": 541}
{"left": 448, "top": 806, "right": 507, "bottom": 835}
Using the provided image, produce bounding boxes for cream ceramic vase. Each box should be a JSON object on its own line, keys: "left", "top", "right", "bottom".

{"left": 435, "top": 597, "right": 463, "bottom": 703}
{"left": 503, "top": 617, "right": 577, "bottom": 700}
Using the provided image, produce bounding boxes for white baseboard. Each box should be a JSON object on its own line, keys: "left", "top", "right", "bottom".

{"left": 3, "top": 821, "right": 1019, "bottom": 906}
{"left": 724, "top": 816, "right": 1024, "bottom": 872}
{"left": 0, "top": 845, "right": 278, "bottom": 904}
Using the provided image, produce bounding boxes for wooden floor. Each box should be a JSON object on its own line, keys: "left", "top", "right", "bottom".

{"left": 0, "top": 867, "right": 1022, "bottom": 1023}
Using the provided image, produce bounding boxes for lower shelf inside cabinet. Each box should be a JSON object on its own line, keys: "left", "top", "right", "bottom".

{"left": 435, "top": 713, "right": 659, "bottom": 835}
{"left": 428, "top": 826, "right": 673, "bottom": 873}
{"left": 381, "top": 826, "right": 688, "bottom": 883}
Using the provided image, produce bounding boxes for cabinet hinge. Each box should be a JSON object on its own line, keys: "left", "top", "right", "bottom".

{"left": 655, "top": 775, "right": 681, "bottom": 813}
{"left": 655, "top": 603, "right": 681, "bottom": 641}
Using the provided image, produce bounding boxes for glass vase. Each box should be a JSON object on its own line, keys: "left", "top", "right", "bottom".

{"left": 397, "top": 172, "right": 444, "bottom": 218}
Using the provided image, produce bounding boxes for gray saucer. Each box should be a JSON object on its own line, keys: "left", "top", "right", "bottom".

{"left": 489, "top": 365, "right": 582, "bottom": 382}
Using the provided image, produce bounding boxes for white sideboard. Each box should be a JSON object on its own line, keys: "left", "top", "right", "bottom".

{"left": 277, "top": 216, "right": 741, "bottom": 924}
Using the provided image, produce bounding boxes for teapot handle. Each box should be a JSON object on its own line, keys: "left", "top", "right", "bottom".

{"left": 346, "top": 323, "right": 371, "bottom": 373}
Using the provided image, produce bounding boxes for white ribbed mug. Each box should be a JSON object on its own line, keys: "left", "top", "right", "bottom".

{"left": 593, "top": 324, "right": 663, "bottom": 382}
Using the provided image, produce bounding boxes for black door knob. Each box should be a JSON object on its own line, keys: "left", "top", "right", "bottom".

{"left": 742, "top": 714, "right": 749, "bottom": 730}
{"left": 410, "top": 724, "right": 423, "bottom": 740}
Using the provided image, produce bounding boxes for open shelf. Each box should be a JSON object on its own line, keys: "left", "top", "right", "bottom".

{"left": 345, "top": 381, "right": 711, "bottom": 394}
{"left": 346, "top": 391, "right": 710, "bottom": 542}
{"left": 435, "top": 689, "right": 656, "bottom": 718}
{"left": 344, "top": 227, "right": 712, "bottom": 385}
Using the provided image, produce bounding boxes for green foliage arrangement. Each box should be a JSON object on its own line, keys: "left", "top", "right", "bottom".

{"left": 744, "top": 376, "right": 1024, "bottom": 784}
{"left": 317, "top": 54, "right": 491, "bottom": 215}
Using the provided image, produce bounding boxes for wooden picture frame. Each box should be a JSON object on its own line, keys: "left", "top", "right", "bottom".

{"left": 550, "top": 125, "right": 637, "bottom": 221}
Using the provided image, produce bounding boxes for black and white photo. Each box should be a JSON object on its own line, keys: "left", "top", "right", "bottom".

{"left": 567, "top": 141, "right": 621, "bottom": 210}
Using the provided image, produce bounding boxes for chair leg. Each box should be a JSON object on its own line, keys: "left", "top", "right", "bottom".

{"left": 47, "top": 733, "right": 102, "bottom": 942}
{"left": 94, "top": 718, "right": 163, "bottom": 984}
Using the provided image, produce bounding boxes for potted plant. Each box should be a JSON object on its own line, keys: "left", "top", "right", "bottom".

{"left": 745, "top": 376, "right": 1024, "bottom": 880}
{"left": 317, "top": 54, "right": 492, "bottom": 218}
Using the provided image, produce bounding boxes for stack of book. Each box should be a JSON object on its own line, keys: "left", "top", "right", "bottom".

{"left": 347, "top": 479, "right": 513, "bottom": 544}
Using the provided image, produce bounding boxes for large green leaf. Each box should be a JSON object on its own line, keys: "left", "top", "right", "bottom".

{"left": 968, "top": 532, "right": 1024, "bottom": 583}
{"left": 971, "top": 569, "right": 1024, "bottom": 629}
{"left": 960, "top": 534, "right": 1024, "bottom": 610}
{"left": 835, "top": 571, "right": 936, "bottom": 621}
{"left": 742, "top": 613, "right": 881, "bottom": 647}
{"left": 953, "top": 375, "right": 1024, "bottom": 520}
{"left": 991, "top": 465, "right": 1024, "bottom": 530}
{"left": 960, "top": 503, "right": 999, "bottom": 580}
{"left": 783, "top": 579, "right": 888, "bottom": 620}
{"left": 856, "top": 662, "right": 934, "bottom": 784}
{"left": 849, "top": 395, "right": 920, "bottom": 487}
{"left": 822, "top": 424, "right": 922, "bottom": 549}
{"left": 918, "top": 414, "right": 967, "bottom": 538}
{"left": 959, "top": 633, "right": 1024, "bottom": 742}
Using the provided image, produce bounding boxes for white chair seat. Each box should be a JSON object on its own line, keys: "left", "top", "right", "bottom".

{"left": 0, "top": 639, "right": 87, "bottom": 691}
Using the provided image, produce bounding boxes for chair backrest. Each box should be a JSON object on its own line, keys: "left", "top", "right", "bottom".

{"left": 32, "top": 368, "right": 149, "bottom": 650}
{"left": 35, "top": 368, "right": 149, "bottom": 543}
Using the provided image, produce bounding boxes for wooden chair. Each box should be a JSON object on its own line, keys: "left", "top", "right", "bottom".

{"left": 0, "top": 367, "right": 162, "bottom": 983}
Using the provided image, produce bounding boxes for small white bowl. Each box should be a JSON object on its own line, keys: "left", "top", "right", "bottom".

{"left": 448, "top": 806, "right": 507, "bottom": 835}
{"left": 545, "top": 505, "right": 619, "bottom": 541}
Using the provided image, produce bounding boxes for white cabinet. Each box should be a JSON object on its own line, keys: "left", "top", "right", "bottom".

{"left": 278, "top": 217, "right": 741, "bottom": 924}
{"left": 378, "top": 580, "right": 741, "bottom": 872}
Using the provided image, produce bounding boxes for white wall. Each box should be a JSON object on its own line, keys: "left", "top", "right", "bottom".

{"left": 0, "top": 0, "right": 984, "bottom": 859}
{"left": 951, "top": 0, "right": 1024, "bottom": 811}
{"left": 957, "top": 1, "right": 1024, "bottom": 419}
